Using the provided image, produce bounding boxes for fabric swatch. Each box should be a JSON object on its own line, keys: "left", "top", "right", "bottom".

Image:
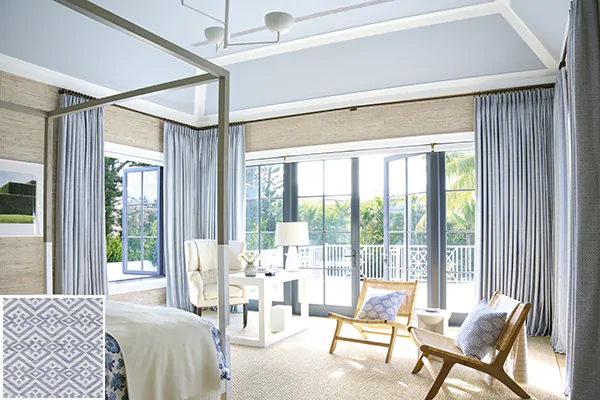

{"left": 2, "top": 297, "right": 104, "bottom": 398}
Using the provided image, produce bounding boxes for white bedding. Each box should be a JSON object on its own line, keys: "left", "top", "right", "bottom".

{"left": 106, "top": 301, "right": 222, "bottom": 400}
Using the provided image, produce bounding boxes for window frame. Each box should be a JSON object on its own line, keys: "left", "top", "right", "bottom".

{"left": 245, "top": 164, "right": 284, "bottom": 265}
{"left": 122, "top": 166, "right": 164, "bottom": 277}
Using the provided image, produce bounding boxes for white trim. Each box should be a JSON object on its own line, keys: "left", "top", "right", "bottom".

{"left": 45, "top": 242, "right": 53, "bottom": 294}
{"left": 210, "top": 2, "right": 501, "bottom": 66}
{"left": 497, "top": 0, "right": 558, "bottom": 69}
{"left": 0, "top": 53, "right": 199, "bottom": 125}
{"left": 104, "top": 142, "right": 164, "bottom": 166}
{"left": 198, "top": 69, "right": 556, "bottom": 125}
{"left": 246, "top": 132, "right": 474, "bottom": 165}
{"left": 108, "top": 277, "right": 167, "bottom": 295}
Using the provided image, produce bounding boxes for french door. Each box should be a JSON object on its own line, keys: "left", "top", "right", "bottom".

{"left": 383, "top": 154, "right": 429, "bottom": 309}
{"left": 295, "top": 159, "right": 360, "bottom": 317}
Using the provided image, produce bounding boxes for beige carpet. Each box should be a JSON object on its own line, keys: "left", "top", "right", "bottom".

{"left": 227, "top": 316, "right": 565, "bottom": 400}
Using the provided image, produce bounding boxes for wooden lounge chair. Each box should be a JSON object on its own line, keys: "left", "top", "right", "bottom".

{"left": 409, "top": 291, "right": 532, "bottom": 400}
{"left": 328, "top": 279, "right": 418, "bottom": 363}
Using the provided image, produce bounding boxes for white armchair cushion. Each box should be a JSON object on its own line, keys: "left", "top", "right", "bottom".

{"left": 203, "top": 284, "right": 244, "bottom": 300}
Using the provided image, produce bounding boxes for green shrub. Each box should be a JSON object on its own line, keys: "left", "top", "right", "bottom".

{"left": 106, "top": 235, "right": 123, "bottom": 263}
{"left": 0, "top": 193, "right": 35, "bottom": 215}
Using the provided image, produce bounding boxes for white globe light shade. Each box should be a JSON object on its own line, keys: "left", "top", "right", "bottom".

{"left": 204, "top": 26, "right": 225, "bottom": 44}
{"left": 264, "top": 11, "right": 294, "bottom": 34}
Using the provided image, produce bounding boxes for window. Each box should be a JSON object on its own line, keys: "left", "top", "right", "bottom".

{"left": 105, "top": 157, "right": 164, "bottom": 282}
{"left": 122, "top": 167, "right": 162, "bottom": 276}
{"left": 245, "top": 164, "right": 284, "bottom": 266}
{"left": 445, "top": 151, "right": 476, "bottom": 312}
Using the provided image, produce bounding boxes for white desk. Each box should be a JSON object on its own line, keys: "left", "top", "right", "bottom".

{"left": 229, "top": 270, "right": 308, "bottom": 347}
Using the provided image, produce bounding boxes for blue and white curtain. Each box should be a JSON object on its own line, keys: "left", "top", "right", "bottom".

{"left": 163, "top": 123, "right": 245, "bottom": 310}
{"left": 56, "top": 93, "right": 107, "bottom": 295}
{"left": 475, "top": 88, "right": 555, "bottom": 337}
{"left": 559, "top": 1, "right": 600, "bottom": 397}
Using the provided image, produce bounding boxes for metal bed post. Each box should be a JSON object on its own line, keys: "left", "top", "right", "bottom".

{"left": 43, "top": 2, "right": 233, "bottom": 393}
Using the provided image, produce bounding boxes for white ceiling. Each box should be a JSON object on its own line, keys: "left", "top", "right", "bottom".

{"left": 0, "top": 0, "right": 570, "bottom": 125}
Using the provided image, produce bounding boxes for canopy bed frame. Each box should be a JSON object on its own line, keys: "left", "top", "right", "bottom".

{"left": 0, "top": 0, "right": 233, "bottom": 397}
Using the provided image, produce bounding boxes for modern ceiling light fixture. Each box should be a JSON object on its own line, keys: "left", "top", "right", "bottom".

{"left": 182, "top": 0, "right": 294, "bottom": 52}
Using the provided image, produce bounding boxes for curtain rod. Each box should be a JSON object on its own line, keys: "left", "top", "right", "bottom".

{"left": 61, "top": 82, "right": 553, "bottom": 129}
{"left": 472, "top": 83, "right": 555, "bottom": 97}
{"left": 58, "top": 88, "right": 244, "bottom": 130}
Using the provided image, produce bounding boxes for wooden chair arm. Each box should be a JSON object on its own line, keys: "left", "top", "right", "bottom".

{"left": 327, "top": 313, "right": 386, "bottom": 325}
{"left": 384, "top": 320, "right": 408, "bottom": 330}
{"left": 421, "top": 344, "right": 486, "bottom": 366}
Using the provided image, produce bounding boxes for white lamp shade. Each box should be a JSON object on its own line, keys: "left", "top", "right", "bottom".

{"left": 275, "top": 222, "right": 309, "bottom": 246}
{"left": 204, "top": 26, "right": 225, "bottom": 44}
{"left": 264, "top": 11, "right": 294, "bottom": 34}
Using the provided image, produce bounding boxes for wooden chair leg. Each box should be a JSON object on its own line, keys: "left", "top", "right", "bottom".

{"left": 352, "top": 324, "right": 369, "bottom": 339}
{"left": 385, "top": 326, "right": 398, "bottom": 363}
{"left": 412, "top": 353, "right": 426, "bottom": 374}
{"left": 493, "top": 370, "right": 531, "bottom": 399}
{"left": 425, "top": 361, "right": 454, "bottom": 400}
{"left": 329, "top": 320, "right": 343, "bottom": 354}
{"left": 243, "top": 303, "right": 248, "bottom": 329}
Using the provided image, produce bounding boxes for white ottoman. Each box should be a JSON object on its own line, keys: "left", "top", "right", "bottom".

{"left": 270, "top": 305, "right": 292, "bottom": 333}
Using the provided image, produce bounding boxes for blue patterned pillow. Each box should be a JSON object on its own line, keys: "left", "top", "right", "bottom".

{"left": 357, "top": 290, "right": 408, "bottom": 321}
{"left": 456, "top": 300, "right": 507, "bottom": 360}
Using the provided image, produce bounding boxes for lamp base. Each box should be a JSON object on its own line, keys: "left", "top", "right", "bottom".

{"left": 284, "top": 246, "right": 300, "bottom": 272}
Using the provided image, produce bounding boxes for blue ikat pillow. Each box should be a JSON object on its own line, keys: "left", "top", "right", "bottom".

{"left": 456, "top": 300, "right": 507, "bottom": 360}
{"left": 357, "top": 290, "right": 408, "bottom": 321}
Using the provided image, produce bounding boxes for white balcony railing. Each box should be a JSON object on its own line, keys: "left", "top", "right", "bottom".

{"left": 261, "top": 244, "right": 475, "bottom": 283}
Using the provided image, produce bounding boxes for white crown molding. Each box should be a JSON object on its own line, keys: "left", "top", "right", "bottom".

{"left": 496, "top": 0, "right": 558, "bottom": 69}
{"left": 209, "top": 2, "right": 502, "bottom": 66}
{"left": 0, "top": 53, "right": 201, "bottom": 125}
{"left": 196, "top": 69, "right": 555, "bottom": 126}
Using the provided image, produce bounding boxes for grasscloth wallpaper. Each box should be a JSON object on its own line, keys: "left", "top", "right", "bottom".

{"left": 245, "top": 96, "right": 474, "bottom": 152}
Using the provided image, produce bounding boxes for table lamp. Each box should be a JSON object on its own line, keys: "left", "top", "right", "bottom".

{"left": 275, "top": 222, "right": 309, "bottom": 272}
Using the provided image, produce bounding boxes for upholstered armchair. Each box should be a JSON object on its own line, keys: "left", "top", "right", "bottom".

{"left": 184, "top": 239, "right": 249, "bottom": 328}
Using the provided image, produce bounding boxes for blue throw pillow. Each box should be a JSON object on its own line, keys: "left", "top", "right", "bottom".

{"left": 456, "top": 300, "right": 507, "bottom": 360}
{"left": 357, "top": 290, "right": 408, "bottom": 321}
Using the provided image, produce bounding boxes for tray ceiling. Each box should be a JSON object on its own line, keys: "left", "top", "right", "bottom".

{"left": 0, "top": 0, "right": 570, "bottom": 125}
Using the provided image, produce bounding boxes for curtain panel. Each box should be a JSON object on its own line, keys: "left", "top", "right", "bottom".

{"left": 56, "top": 93, "right": 108, "bottom": 295}
{"left": 565, "top": 0, "right": 600, "bottom": 397}
{"left": 163, "top": 123, "right": 246, "bottom": 310}
{"left": 474, "top": 88, "right": 554, "bottom": 336}
{"left": 550, "top": 69, "right": 573, "bottom": 355}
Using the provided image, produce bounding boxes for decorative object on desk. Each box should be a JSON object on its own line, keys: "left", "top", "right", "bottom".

{"left": 275, "top": 222, "right": 309, "bottom": 272}
{"left": 238, "top": 251, "right": 261, "bottom": 277}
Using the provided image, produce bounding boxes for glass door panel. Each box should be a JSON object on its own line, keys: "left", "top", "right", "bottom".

{"left": 298, "top": 159, "right": 356, "bottom": 314}
{"left": 384, "top": 155, "right": 428, "bottom": 309}
{"left": 445, "top": 151, "right": 476, "bottom": 314}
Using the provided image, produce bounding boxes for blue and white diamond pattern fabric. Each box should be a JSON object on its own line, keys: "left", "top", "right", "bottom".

{"left": 456, "top": 300, "right": 508, "bottom": 360}
{"left": 3, "top": 297, "right": 104, "bottom": 398}
{"left": 357, "top": 290, "right": 408, "bottom": 321}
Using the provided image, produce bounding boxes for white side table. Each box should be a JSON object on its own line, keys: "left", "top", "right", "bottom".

{"left": 415, "top": 309, "right": 450, "bottom": 335}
